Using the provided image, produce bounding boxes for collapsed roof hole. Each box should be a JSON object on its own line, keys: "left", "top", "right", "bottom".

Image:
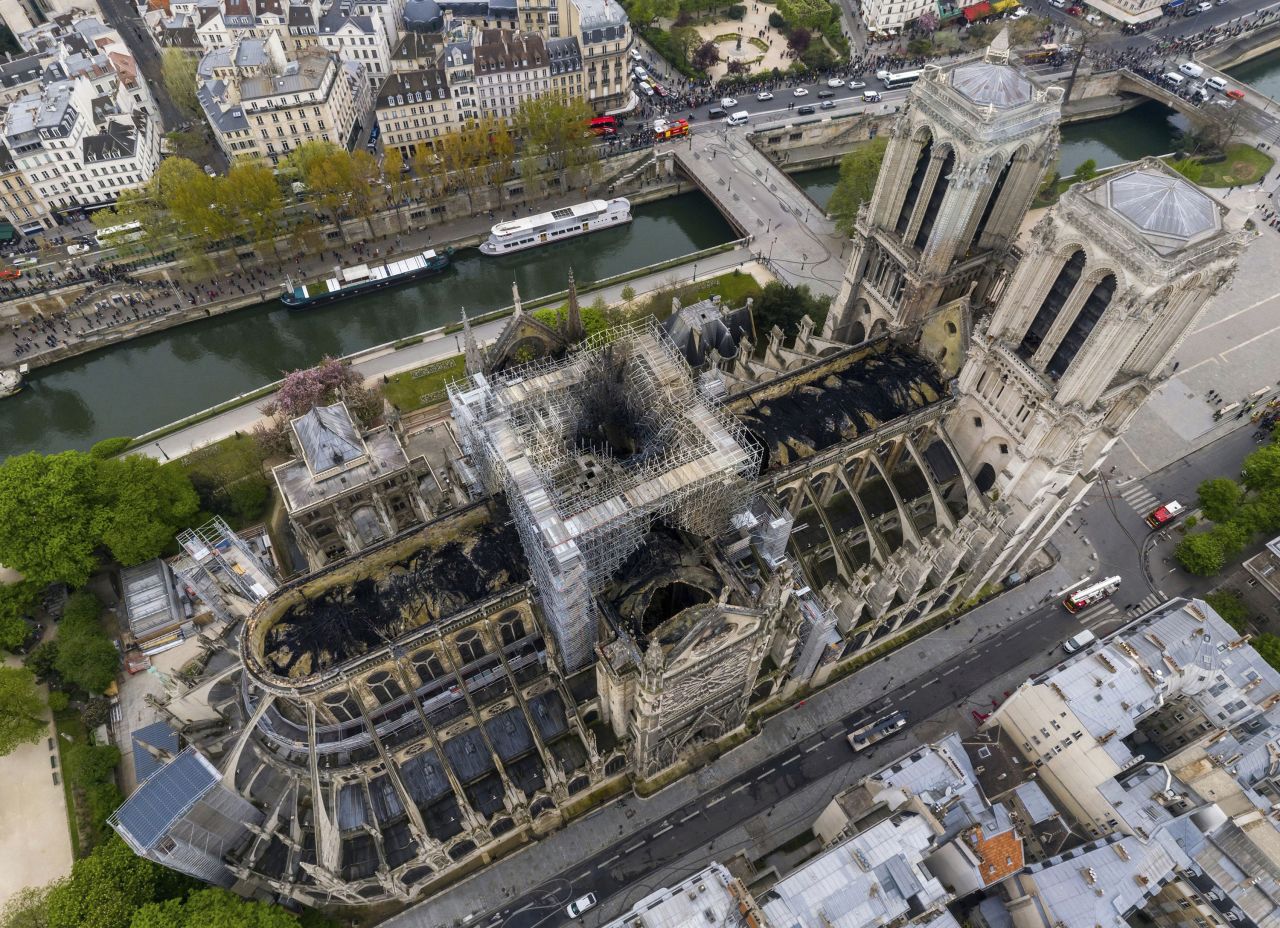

{"left": 640, "top": 581, "right": 714, "bottom": 640}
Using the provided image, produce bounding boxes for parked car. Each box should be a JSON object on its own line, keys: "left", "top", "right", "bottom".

{"left": 1197, "top": 1, "right": 1212, "bottom": 9}
{"left": 67, "top": 243, "right": 90, "bottom": 255}
{"left": 756, "top": 90, "right": 774, "bottom": 100}
{"left": 1049, "top": 0, "right": 1065, "bottom": 7}
{"left": 1062, "top": 630, "right": 1097, "bottom": 654}
{"left": 1010, "top": 6, "right": 1028, "bottom": 17}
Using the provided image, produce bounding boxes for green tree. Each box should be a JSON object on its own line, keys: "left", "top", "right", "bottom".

{"left": 0, "top": 451, "right": 102, "bottom": 588}
{"left": 287, "top": 142, "right": 356, "bottom": 242}
{"left": 45, "top": 837, "right": 189, "bottom": 928}
{"left": 513, "top": 96, "right": 598, "bottom": 190}
{"left": 777, "top": 0, "right": 833, "bottom": 28}
{"left": 160, "top": 48, "right": 199, "bottom": 117}
{"left": 752, "top": 282, "right": 830, "bottom": 344}
{"left": 1242, "top": 442, "right": 1280, "bottom": 493}
{"left": 96, "top": 455, "right": 200, "bottom": 567}
{"left": 0, "top": 666, "right": 46, "bottom": 757}
{"left": 131, "top": 888, "right": 305, "bottom": 928}
{"left": 89, "top": 437, "right": 133, "bottom": 460}
{"left": 1174, "top": 531, "right": 1226, "bottom": 576}
{"left": 1209, "top": 520, "right": 1249, "bottom": 558}
{"left": 1204, "top": 589, "right": 1249, "bottom": 631}
{"left": 0, "top": 883, "right": 53, "bottom": 928}
{"left": 23, "top": 641, "right": 59, "bottom": 683}
{"left": 828, "top": 136, "right": 888, "bottom": 236}
{"left": 1073, "top": 158, "right": 1098, "bottom": 182}
{"left": 224, "top": 160, "right": 285, "bottom": 258}
{"left": 1254, "top": 632, "right": 1280, "bottom": 672}
{"left": 1198, "top": 477, "right": 1242, "bottom": 523}
{"left": 53, "top": 593, "right": 118, "bottom": 695}
{"left": 0, "top": 581, "right": 39, "bottom": 652}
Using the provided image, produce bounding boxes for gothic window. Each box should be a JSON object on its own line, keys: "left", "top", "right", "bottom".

{"left": 1018, "top": 249, "right": 1086, "bottom": 359}
{"left": 412, "top": 649, "right": 444, "bottom": 684}
{"left": 894, "top": 135, "right": 932, "bottom": 236}
{"left": 456, "top": 630, "right": 487, "bottom": 664}
{"left": 1047, "top": 274, "right": 1117, "bottom": 379}
{"left": 323, "top": 690, "right": 363, "bottom": 723}
{"left": 499, "top": 616, "right": 527, "bottom": 646}
{"left": 912, "top": 148, "right": 956, "bottom": 252}
{"left": 367, "top": 671, "right": 403, "bottom": 705}
{"left": 966, "top": 153, "right": 1016, "bottom": 254}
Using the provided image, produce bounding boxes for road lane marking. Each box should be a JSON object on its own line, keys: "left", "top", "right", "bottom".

{"left": 623, "top": 841, "right": 645, "bottom": 854}
{"left": 678, "top": 811, "right": 698, "bottom": 823}
{"left": 755, "top": 768, "right": 775, "bottom": 781}
{"left": 942, "top": 667, "right": 958, "bottom": 676}
{"left": 781, "top": 755, "right": 800, "bottom": 766}
{"left": 601, "top": 855, "right": 620, "bottom": 867}
{"left": 707, "top": 795, "right": 726, "bottom": 807}
{"left": 653, "top": 825, "right": 673, "bottom": 837}
{"left": 730, "top": 783, "right": 748, "bottom": 794}
{"left": 804, "top": 742, "right": 823, "bottom": 753}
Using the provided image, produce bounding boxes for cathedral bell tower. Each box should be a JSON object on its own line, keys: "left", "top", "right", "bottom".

{"left": 949, "top": 160, "right": 1248, "bottom": 586}
{"left": 824, "top": 31, "right": 1063, "bottom": 350}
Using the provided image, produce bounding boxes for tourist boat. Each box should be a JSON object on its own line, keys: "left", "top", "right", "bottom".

{"left": 479, "top": 198, "right": 632, "bottom": 256}
{"left": 281, "top": 248, "right": 452, "bottom": 310}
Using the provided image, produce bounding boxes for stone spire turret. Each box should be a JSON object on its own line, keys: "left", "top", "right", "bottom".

{"left": 461, "top": 306, "right": 484, "bottom": 376}
{"left": 564, "top": 267, "right": 584, "bottom": 342}
{"left": 985, "top": 26, "right": 1011, "bottom": 64}
{"left": 511, "top": 280, "right": 523, "bottom": 318}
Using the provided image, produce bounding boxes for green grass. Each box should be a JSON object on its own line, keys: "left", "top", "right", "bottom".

{"left": 166, "top": 432, "right": 271, "bottom": 530}
{"left": 383, "top": 355, "right": 467, "bottom": 412}
{"left": 53, "top": 708, "right": 87, "bottom": 858}
{"left": 174, "top": 432, "right": 264, "bottom": 485}
{"left": 1191, "top": 144, "right": 1274, "bottom": 187}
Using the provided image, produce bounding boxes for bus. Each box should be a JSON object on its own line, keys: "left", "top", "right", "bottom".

{"left": 1063, "top": 576, "right": 1121, "bottom": 613}
{"left": 96, "top": 221, "right": 144, "bottom": 248}
{"left": 588, "top": 115, "right": 618, "bottom": 137}
{"left": 877, "top": 69, "right": 921, "bottom": 90}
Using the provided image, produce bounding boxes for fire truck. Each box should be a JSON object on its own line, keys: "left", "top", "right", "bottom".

{"left": 1145, "top": 500, "right": 1184, "bottom": 529}
{"left": 652, "top": 118, "right": 691, "bottom": 141}
{"left": 1063, "top": 576, "right": 1121, "bottom": 613}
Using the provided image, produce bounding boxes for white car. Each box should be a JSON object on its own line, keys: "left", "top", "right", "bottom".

{"left": 792, "top": 87, "right": 808, "bottom": 96}
{"left": 756, "top": 90, "right": 774, "bottom": 101}
{"left": 566, "top": 894, "right": 597, "bottom": 918}
{"left": 1197, "top": 1, "right": 1212, "bottom": 8}
{"left": 820, "top": 99, "right": 835, "bottom": 109}
{"left": 1010, "top": 6, "right": 1028, "bottom": 16}
{"left": 721, "top": 96, "right": 737, "bottom": 107}
{"left": 849, "top": 80, "right": 866, "bottom": 89}
{"left": 1049, "top": 0, "right": 1065, "bottom": 7}
{"left": 826, "top": 77, "right": 845, "bottom": 87}
{"left": 67, "top": 243, "right": 91, "bottom": 255}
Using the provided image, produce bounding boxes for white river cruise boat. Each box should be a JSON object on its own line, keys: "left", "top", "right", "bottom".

{"left": 479, "top": 198, "right": 631, "bottom": 256}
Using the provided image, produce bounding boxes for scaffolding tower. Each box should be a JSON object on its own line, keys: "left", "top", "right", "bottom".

{"left": 450, "top": 320, "right": 762, "bottom": 671}
{"left": 176, "top": 517, "right": 278, "bottom": 620}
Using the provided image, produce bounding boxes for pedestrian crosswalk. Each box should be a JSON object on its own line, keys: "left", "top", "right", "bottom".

{"left": 1126, "top": 592, "right": 1166, "bottom": 618}
{"left": 1076, "top": 601, "right": 1122, "bottom": 626}
{"left": 1117, "top": 481, "right": 1159, "bottom": 517}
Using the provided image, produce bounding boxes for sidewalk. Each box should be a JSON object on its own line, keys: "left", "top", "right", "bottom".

{"left": 382, "top": 525, "right": 1098, "bottom": 928}
{"left": 133, "top": 247, "right": 757, "bottom": 462}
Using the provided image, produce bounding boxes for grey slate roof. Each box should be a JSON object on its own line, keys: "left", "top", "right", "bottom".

{"left": 113, "top": 746, "right": 219, "bottom": 850}
{"left": 1106, "top": 168, "right": 1218, "bottom": 240}
{"left": 293, "top": 403, "right": 367, "bottom": 475}
{"left": 950, "top": 61, "right": 1033, "bottom": 109}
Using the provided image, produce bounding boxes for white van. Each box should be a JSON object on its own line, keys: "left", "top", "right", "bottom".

{"left": 1179, "top": 62, "right": 1205, "bottom": 79}
{"left": 1063, "top": 630, "right": 1097, "bottom": 654}
{"left": 1205, "top": 75, "right": 1228, "bottom": 92}
{"left": 1164, "top": 72, "right": 1186, "bottom": 87}
{"left": 725, "top": 110, "right": 750, "bottom": 126}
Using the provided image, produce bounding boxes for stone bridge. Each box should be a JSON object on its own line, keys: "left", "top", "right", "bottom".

{"left": 662, "top": 123, "right": 849, "bottom": 297}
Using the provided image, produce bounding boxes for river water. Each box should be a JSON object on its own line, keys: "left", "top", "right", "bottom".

{"left": 10, "top": 51, "right": 1280, "bottom": 461}
{"left": 0, "top": 193, "right": 734, "bottom": 458}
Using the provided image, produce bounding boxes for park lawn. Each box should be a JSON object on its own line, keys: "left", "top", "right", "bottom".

{"left": 1193, "top": 144, "right": 1274, "bottom": 187}
{"left": 165, "top": 432, "right": 272, "bottom": 530}
{"left": 383, "top": 355, "right": 467, "bottom": 412}
{"left": 174, "top": 432, "right": 264, "bottom": 486}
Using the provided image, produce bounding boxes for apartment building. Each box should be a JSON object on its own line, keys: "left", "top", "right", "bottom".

{"left": 858, "top": 0, "right": 936, "bottom": 36}
{"left": 197, "top": 33, "right": 367, "bottom": 163}
{"left": 373, "top": 64, "right": 459, "bottom": 159}
{"left": 0, "top": 142, "right": 52, "bottom": 232}
{"left": 317, "top": 6, "right": 392, "bottom": 84}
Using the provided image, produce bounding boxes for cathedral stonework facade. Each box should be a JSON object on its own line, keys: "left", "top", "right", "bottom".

{"left": 111, "top": 32, "right": 1249, "bottom": 909}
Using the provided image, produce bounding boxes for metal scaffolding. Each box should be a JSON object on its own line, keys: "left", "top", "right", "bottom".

{"left": 176, "top": 517, "right": 278, "bottom": 619}
{"left": 450, "top": 320, "right": 762, "bottom": 670}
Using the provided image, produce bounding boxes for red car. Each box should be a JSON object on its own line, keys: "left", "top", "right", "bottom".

{"left": 0, "top": 268, "right": 21, "bottom": 280}
{"left": 1226, "top": 88, "right": 1246, "bottom": 99}
{"left": 1067, "top": 5, "right": 1082, "bottom": 12}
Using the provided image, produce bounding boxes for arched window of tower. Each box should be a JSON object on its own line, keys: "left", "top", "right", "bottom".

{"left": 1018, "top": 249, "right": 1086, "bottom": 359}
{"left": 895, "top": 134, "right": 933, "bottom": 237}
{"left": 1047, "top": 274, "right": 1117, "bottom": 379}
{"left": 913, "top": 148, "right": 957, "bottom": 252}
{"left": 966, "top": 153, "right": 1016, "bottom": 256}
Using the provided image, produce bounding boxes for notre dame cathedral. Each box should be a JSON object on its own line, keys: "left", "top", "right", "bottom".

{"left": 110, "top": 32, "right": 1249, "bottom": 907}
